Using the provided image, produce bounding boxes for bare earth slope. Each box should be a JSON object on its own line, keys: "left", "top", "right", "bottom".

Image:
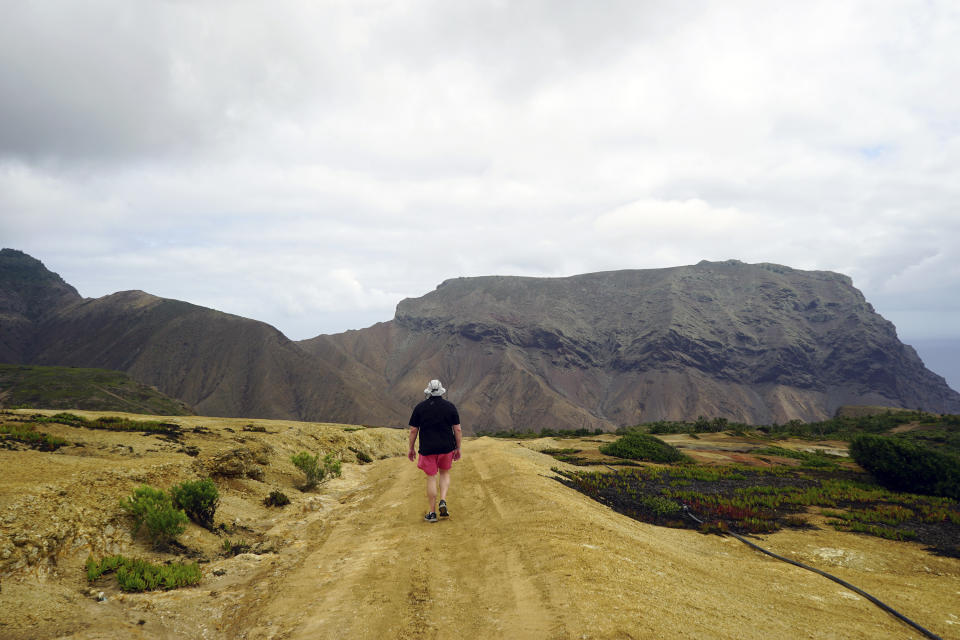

{"left": 2, "top": 418, "right": 956, "bottom": 639}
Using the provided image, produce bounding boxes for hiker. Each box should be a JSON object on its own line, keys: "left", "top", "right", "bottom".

{"left": 408, "top": 379, "right": 462, "bottom": 522}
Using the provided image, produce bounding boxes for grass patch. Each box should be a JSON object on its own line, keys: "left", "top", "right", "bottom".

{"left": 33, "top": 412, "right": 181, "bottom": 436}
{"left": 752, "top": 446, "right": 839, "bottom": 468}
{"left": 0, "top": 423, "right": 68, "bottom": 450}
{"left": 86, "top": 555, "right": 201, "bottom": 591}
{"left": 221, "top": 539, "right": 253, "bottom": 557}
{"left": 476, "top": 427, "right": 607, "bottom": 439}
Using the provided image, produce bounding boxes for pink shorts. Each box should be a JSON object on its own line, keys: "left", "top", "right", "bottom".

{"left": 417, "top": 452, "right": 454, "bottom": 476}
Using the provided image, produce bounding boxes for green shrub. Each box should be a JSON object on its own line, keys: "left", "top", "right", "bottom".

{"left": 264, "top": 489, "right": 290, "bottom": 507}
{"left": 221, "top": 539, "right": 252, "bottom": 556}
{"left": 599, "top": 432, "right": 685, "bottom": 463}
{"left": 120, "top": 486, "right": 188, "bottom": 548}
{"left": 850, "top": 434, "right": 960, "bottom": 499}
{"left": 86, "top": 554, "right": 201, "bottom": 591}
{"left": 170, "top": 478, "right": 219, "bottom": 529}
{"left": 291, "top": 451, "right": 342, "bottom": 489}
{"left": 322, "top": 452, "right": 342, "bottom": 478}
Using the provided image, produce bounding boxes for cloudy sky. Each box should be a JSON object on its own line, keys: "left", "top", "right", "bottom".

{"left": 1, "top": 1, "right": 958, "bottom": 387}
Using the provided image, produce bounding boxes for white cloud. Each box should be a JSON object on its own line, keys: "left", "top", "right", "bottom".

{"left": 1, "top": 0, "right": 959, "bottom": 343}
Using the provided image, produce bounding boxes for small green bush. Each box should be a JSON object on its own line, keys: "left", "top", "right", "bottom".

{"left": 264, "top": 490, "right": 290, "bottom": 507}
{"left": 170, "top": 478, "right": 219, "bottom": 529}
{"left": 599, "top": 432, "right": 685, "bottom": 463}
{"left": 850, "top": 434, "right": 960, "bottom": 499}
{"left": 221, "top": 539, "right": 252, "bottom": 556}
{"left": 291, "top": 451, "right": 342, "bottom": 489}
{"left": 86, "top": 554, "right": 201, "bottom": 591}
{"left": 120, "top": 486, "right": 188, "bottom": 548}
{"left": 322, "top": 452, "right": 342, "bottom": 478}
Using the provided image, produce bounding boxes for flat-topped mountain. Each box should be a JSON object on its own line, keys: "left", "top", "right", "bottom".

{"left": 303, "top": 260, "right": 960, "bottom": 429}
{"left": 3, "top": 249, "right": 958, "bottom": 430}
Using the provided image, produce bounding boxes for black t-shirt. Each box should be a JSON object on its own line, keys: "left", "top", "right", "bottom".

{"left": 409, "top": 396, "right": 460, "bottom": 455}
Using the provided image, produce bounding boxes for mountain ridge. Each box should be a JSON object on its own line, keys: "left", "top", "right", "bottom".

{"left": 2, "top": 248, "right": 958, "bottom": 431}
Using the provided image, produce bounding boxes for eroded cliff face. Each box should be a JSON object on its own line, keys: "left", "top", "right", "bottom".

{"left": 312, "top": 260, "right": 960, "bottom": 431}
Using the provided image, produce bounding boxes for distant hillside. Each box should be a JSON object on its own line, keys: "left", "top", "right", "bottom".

{"left": 0, "top": 364, "right": 194, "bottom": 415}
{"left": 3, "top": 249, "right": 958, "bottom": 432}
{"left": 0, "top": 249, "right": 82, "bottom": 363}
{"left": 0, "top": 250, "right": 370, "bottom": 424}
{"left": 302, "top": 261, "right": 960, "bottom": 431}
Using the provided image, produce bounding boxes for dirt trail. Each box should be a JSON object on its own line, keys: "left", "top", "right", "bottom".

{"left": 222, "top": 438, "right": 958, "bottom": 640}
{"left": 2, "top": 420, "right": 958, "bottom": 640}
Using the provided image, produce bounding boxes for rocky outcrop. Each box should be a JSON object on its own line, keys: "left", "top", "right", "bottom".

{"left": 303, "top": 260, "right": 960, "bottom": 431}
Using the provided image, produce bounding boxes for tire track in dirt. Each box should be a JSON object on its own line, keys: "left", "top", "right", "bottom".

{"left": 227, "top": 440, "right": 560, "bottom": 639}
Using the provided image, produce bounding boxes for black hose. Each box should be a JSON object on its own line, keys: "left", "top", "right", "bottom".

{"left": 681, "top": 505, "right": 942, "bottom": 640}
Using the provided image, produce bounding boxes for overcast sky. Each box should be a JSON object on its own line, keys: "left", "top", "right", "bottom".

{"left": 1, "top": 1, "right": 958, "bottom": 385}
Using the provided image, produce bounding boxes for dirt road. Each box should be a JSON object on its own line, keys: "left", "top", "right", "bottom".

{"left": 2, "top": 418, "right": 957, "bottom": 640}
{"left": 220, "top": 438, "right": 959, "bottom": 640}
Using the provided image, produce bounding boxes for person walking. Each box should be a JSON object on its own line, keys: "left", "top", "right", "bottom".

{"left": 408, "top": 379, "right": 462, "bottom": 522}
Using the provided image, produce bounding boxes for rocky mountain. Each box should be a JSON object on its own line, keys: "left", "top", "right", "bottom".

{"left": 0, "top": 250, "right": 365, "bottom": 422}
{"left": 301, "top": 260, "right": 960, "bottom": 430}
{"left": 3, "top": 249, "right": 958, "bottom": 431}
{"left": 0, "top": 249, "right": 82, "bottom": 363}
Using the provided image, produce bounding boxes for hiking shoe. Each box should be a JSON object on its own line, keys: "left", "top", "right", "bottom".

{"left": 438, "top": 500, "right": 449, "bottom": 518}
{"left": 424, "top": 511, "right": 438, "bottom": 523}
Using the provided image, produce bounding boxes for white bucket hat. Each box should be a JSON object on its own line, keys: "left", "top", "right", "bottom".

{"left": 424, "top": 379, "right": 446, "bottom": 396}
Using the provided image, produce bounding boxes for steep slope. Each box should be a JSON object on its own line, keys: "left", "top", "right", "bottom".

{"left": 26, "top": 290, "right": 364, "bottom": 422}
{"left": 0, "top": 249, "right": 81, "bottom": 362}
{"left": 0, "top": 364, "right": 194, "bottom": 414}
{"left": 302, "top": 261, "right": 960, "bottom": 431}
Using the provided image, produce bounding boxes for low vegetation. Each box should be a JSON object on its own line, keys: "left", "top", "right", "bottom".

{"left": 120, "top": 485, "right": 188, "bottom": 549}
{"left": 752, "top": 446, "right": 839, "bottom": 469}
{"left": 0, "top": 363, "right": 192, "bottom": 415}
{"left": 170, "top": 478, "right": 220, "bottom": 529}
{"left": 0, "top": 423, "right": 68, "bottom": 450}
{"left": 599, "top": 432, "right": 686, "bottom": 463}
{"left": 850, "top": 434, "right": 960, "bottom": 499}
{"left": 556, "top": 465, "right": 960, "bottom": 556}
{"left": 33, "top": 412, "right": 182, "bottom": 435}
{"left": 476, "top": 427, "right": 606, "bottom": 439}
{"left": 86, "top": 554, "right": 201, "bottom": 592}
{"left": 291, "top": 451, "right": 342, "bottom": 490}
{"left": 264, "top": 489, "right": 291, "bottom": 507}
{"left": 221, "top": 539, "right": 253, "bottom": 557}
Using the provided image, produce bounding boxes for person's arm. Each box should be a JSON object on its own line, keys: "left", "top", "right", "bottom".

{"left": 408, "top": 427, "right": 419, "bottom": 462}
{"left": 452, "top": 424, "right": 462, "bottom": 460}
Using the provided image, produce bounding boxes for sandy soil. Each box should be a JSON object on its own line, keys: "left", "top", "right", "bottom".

{"left": 1, "top": 414, "right": 958, "bottom": 639}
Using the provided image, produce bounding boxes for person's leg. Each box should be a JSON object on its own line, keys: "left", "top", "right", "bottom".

{"left": 426, "top": 474, "right": 438, "bottom": 513}
{"left": 438, "top": 468, "right": 451, "bottom": 502}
